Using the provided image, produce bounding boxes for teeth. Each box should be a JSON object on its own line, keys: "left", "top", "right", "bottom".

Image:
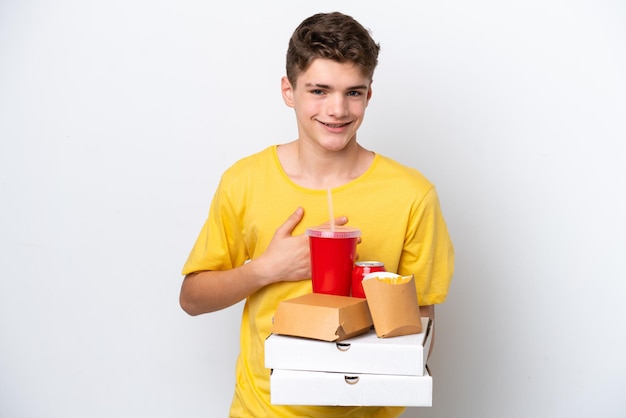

{"left": 323, "top": 122, "right": 348, "bottom": 128}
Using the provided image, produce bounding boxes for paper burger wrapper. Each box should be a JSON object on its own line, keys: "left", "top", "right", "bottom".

{"left": 362, "top": 272, "right": 422, "bottom": 338}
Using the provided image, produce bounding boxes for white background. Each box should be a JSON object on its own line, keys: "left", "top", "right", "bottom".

{"left": 1, "top": 1, "right": 625, "bottom": 417}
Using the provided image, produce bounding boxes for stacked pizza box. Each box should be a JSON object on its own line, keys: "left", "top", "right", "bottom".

{"left": 265, "top": 292, "right": 433, "bottom": 407}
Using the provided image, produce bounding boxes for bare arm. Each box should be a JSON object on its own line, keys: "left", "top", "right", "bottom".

{"left": 420, "top": 304, "right": 435, "bottom": 360}
{"left": 180, "top": 265, "right": 275, "bottom": 315}
{"left": 180, "top": 207, "right": 311, "bottom": 315}
{"left": 179, "top": 208, "right": 352, "bottom": 316}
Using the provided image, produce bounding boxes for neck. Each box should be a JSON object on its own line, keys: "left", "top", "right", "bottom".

{"left": 277, "top": 140, "right": 373, "bottom": 189}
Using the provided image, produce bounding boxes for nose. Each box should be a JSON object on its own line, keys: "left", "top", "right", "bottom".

{"left": 325, "top": 93, "right": 349, "bottom": 118}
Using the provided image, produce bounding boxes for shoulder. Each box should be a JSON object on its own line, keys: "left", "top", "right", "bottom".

{"left": 373, "top": 153, "right": 434, "bottom": 192}
{"left": 220, "top": 146, "right": 276, "bottom": 184}
{"left": 226, "top": 146, "right": 275, "bottom": 172}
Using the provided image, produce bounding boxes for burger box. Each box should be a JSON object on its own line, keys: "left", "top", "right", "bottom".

{"left": 269, "top": 365, "right": 432, "bottom": 407}
{"left": 271, "top": 293, "right": 373, "bottom": 342}
{"left": 266, "top": 317, "right": 432, "bottom": 376}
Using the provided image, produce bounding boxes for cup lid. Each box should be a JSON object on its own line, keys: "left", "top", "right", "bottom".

{"left": 305, "top": 225, "right": 361, "bottom": 239}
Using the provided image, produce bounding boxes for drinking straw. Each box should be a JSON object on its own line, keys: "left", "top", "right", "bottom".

{"left": 327, "top": 187, "right": 335, "bottom": 232}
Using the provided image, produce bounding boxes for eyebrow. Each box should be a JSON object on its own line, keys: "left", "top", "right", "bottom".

{"left": 305, "top": 82, "right": 369, "bottom": 91}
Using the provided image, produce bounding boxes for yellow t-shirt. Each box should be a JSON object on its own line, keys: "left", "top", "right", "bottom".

{"left": 182, "top": 145, "right": 454, "bottom": 417}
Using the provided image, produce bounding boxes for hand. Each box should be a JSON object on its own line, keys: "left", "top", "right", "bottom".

{"left": 256, "top": 207, "right": 311, "bottom": 283}
{"left": 256, "top": 209, "right": 356, "bottom": 284}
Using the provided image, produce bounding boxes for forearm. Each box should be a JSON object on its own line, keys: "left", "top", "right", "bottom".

{"left": 419, "top": 304, "right": 435, "bottom": 360}
{"left": 179, "top": 261, "right": 272, "bottom": 316}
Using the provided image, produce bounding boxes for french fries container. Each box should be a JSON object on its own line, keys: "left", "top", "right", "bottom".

{"left": 362, "top": 272, "right": 423, "bottom": 338}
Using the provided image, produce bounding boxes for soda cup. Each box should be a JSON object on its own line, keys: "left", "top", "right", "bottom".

{"left": 306, "top": 225, "right": 361, "bottom": 296}
{"left": 352, "top": 261, "right": 386, "bottom": 298}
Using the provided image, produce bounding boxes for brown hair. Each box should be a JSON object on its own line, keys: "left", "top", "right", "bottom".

{"left": 286, "top": 12, "right": 380, "bottom": 86}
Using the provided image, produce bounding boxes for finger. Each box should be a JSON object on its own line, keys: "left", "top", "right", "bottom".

{"left": 275, "top": 207, "right": 304, "bottom": 237}
{"left": 320, "top": 216, "right": 348, "bottom": 227}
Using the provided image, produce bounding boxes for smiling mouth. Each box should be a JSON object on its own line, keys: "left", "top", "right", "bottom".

{"left": 319, "top": 120, "right": 352, "bottom": 128}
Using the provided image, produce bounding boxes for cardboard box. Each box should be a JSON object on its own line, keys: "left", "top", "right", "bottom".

{"left": 271, "top": 293, "right": 373, "bottom": 342}
{"left": 270, "top": 366, "right": 432, "bottom": 407}
{"left": 362, "top": 273, "right": 422, "bottom": 338}
{"left": 266, "top": 317, "right": 432, "bottom": 376}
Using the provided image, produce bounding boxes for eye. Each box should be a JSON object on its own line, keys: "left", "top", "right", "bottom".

{"left": 347, "top": 90, "right": 362, "bottom": 97}
{"left": 310, "top": 89, "right": 325, "bottom": 95}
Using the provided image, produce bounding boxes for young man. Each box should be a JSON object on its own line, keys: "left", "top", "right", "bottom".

{"left": 180, "top": 11, "right": 454, "bottom": 417}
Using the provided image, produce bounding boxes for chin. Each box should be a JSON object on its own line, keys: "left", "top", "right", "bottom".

{"left": 320, "top": 141, "right": 351, "bottom": 153}
{"left": 319, "top": 135, "right": 356, "bottom": 151}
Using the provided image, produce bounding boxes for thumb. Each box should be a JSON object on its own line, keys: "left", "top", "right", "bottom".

{"left": 275, "top": 207, "right": 304, "bottom": 237}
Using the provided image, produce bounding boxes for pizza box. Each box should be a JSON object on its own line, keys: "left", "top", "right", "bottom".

{"left": 270, "top": 366, "right": 432, "bottom": 407}
{"left": 266, "top": 317, "right": 432, "bottom": 376}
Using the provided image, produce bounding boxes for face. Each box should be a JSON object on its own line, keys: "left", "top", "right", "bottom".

{"left": 282, "top": 59, "right": 372, "bottom": 153}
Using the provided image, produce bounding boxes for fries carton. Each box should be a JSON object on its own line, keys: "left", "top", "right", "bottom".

{"left": 362, "top": 273, "right": 422, "bottom": 338}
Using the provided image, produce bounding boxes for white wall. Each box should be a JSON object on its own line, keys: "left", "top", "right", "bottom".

{"left": 1, "top": 1, "right": 625, "bottom": 417}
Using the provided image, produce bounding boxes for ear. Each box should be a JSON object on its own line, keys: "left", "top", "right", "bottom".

{"left": 366, "top": 81, "right": 373, "bottom": 104}
{"left": 281, "top": 76, "right": 295, "bottom": 108}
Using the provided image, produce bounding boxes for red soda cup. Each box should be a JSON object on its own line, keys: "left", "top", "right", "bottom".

{"left": 306, "top": 225, "right": 361, "bottom": 296}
